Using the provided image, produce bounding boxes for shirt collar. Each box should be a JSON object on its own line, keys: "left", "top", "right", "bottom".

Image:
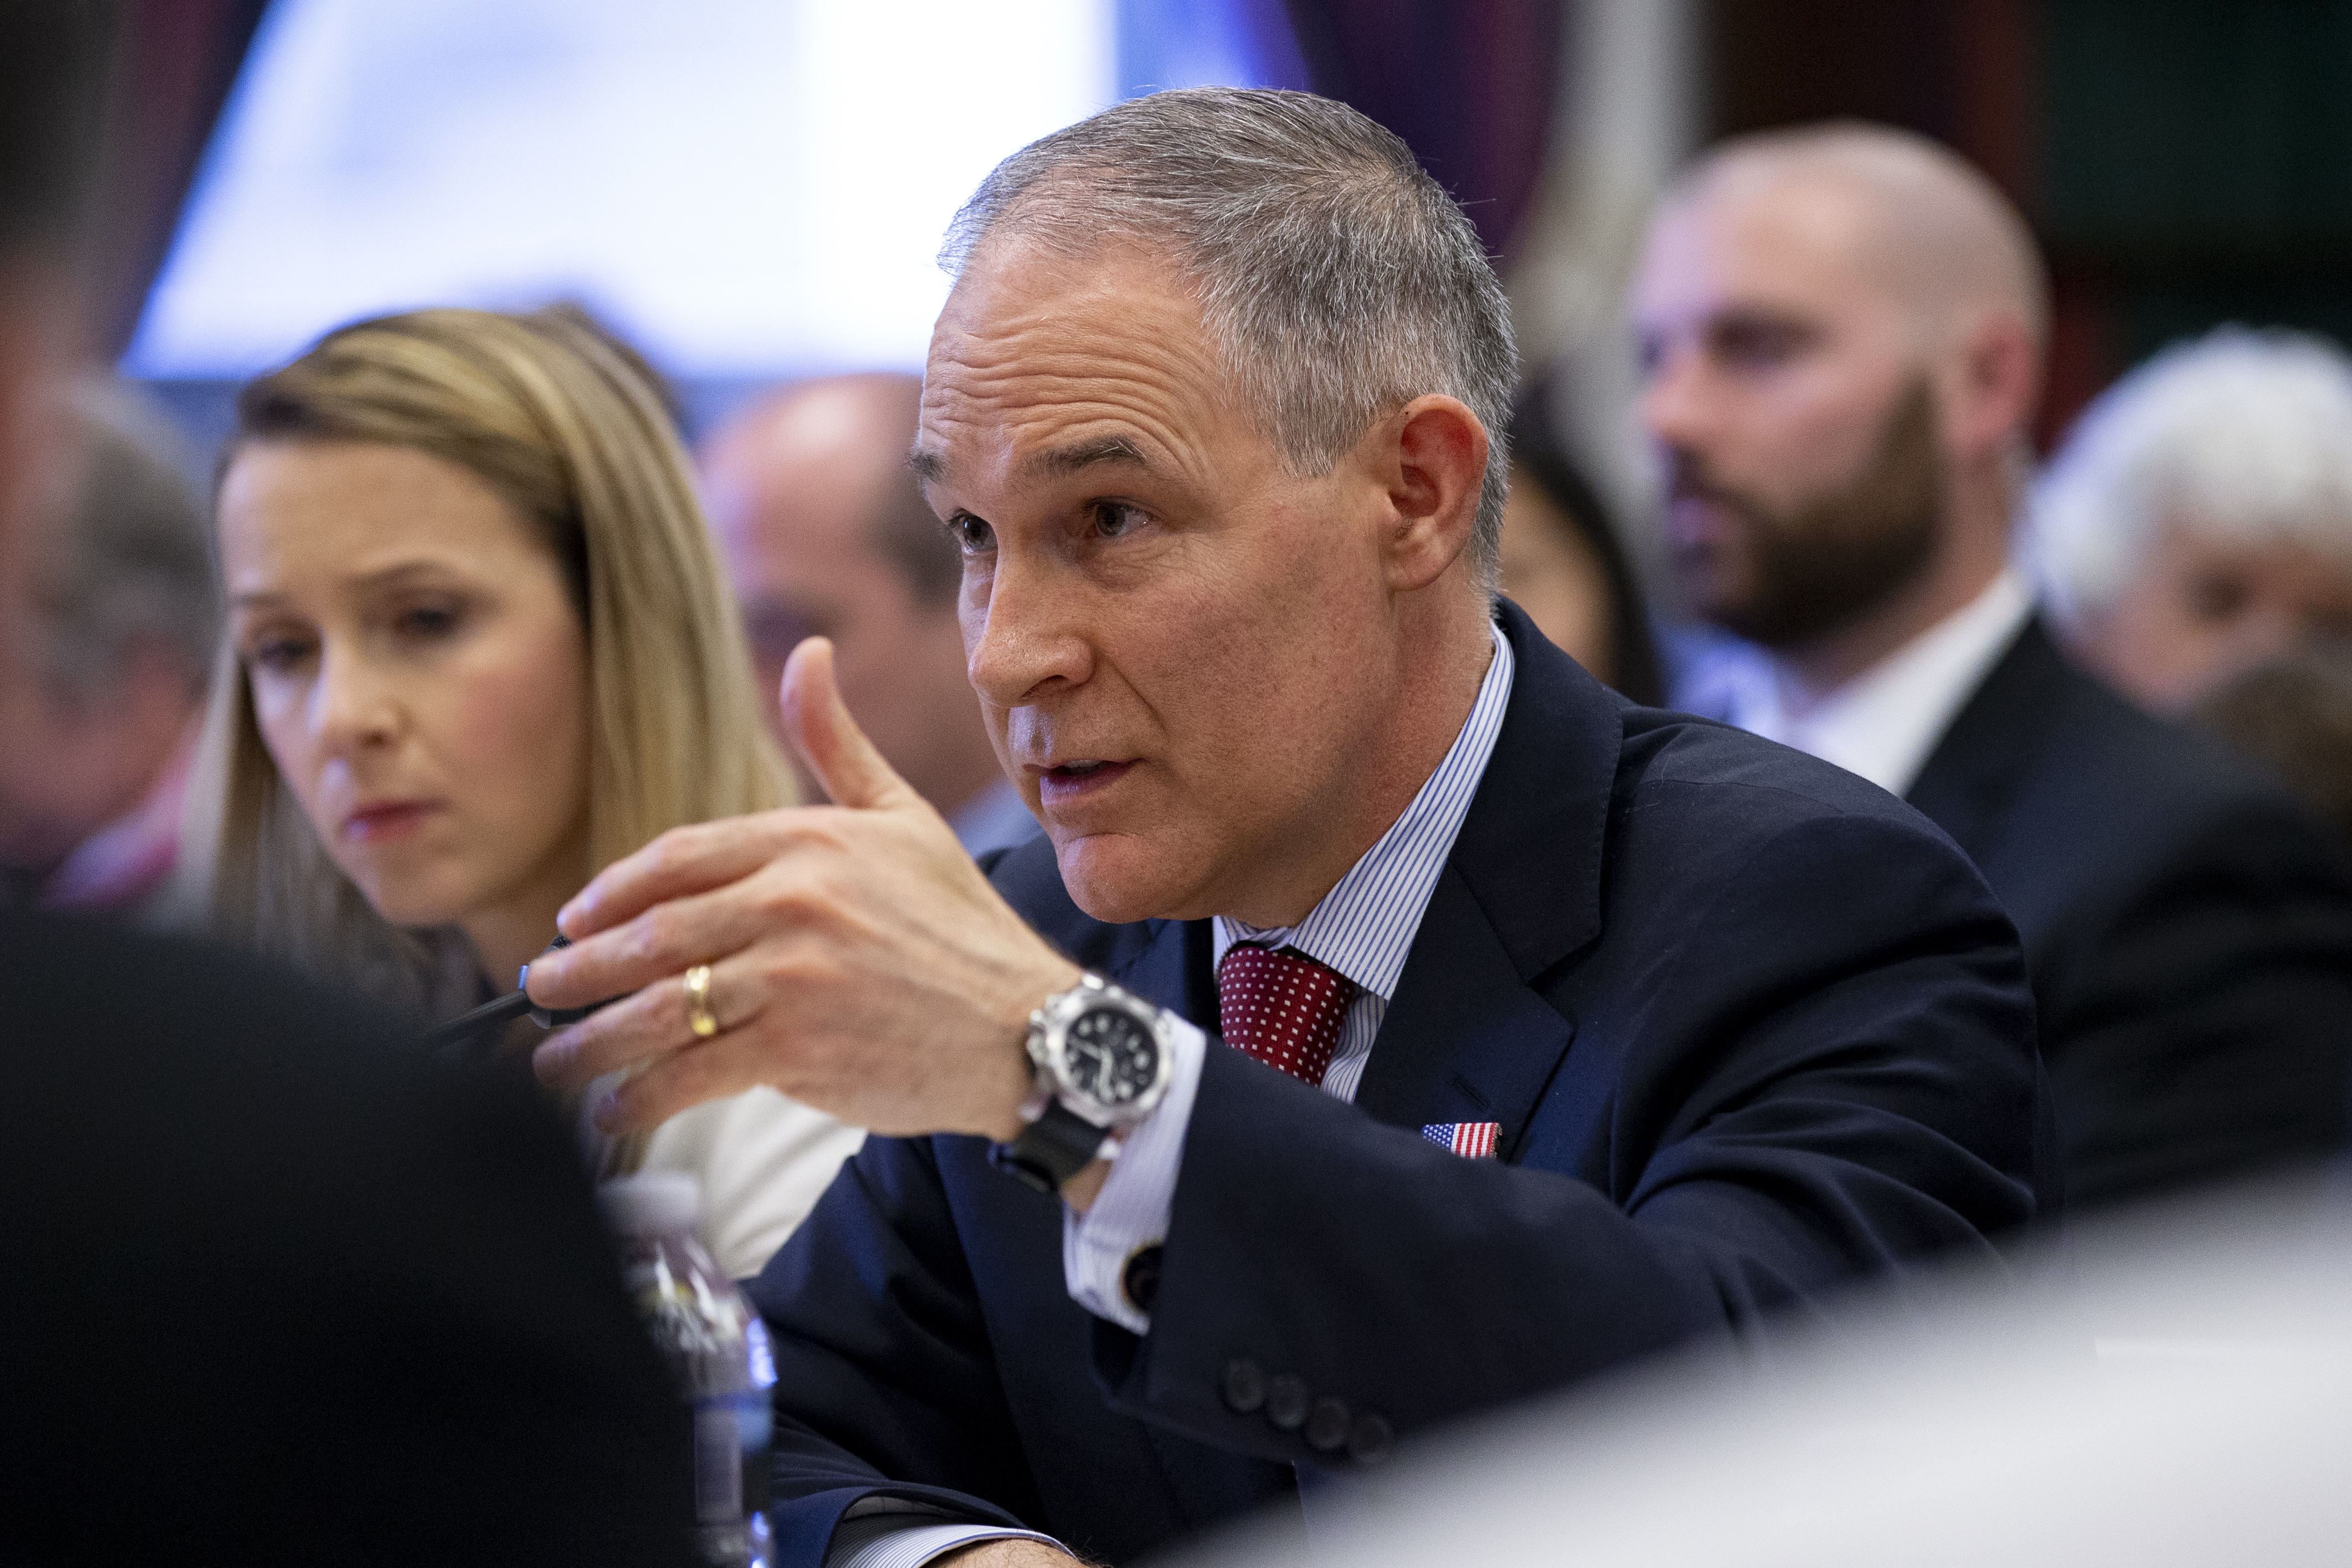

{"left": 1214, "top": 618, "right": 1515, "bottom": 1001}
{"left": 1726, "top": 568, "right": 2033, "bottom": 796}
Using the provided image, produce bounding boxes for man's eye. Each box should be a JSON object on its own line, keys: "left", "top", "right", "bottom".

{"left": 1713, "top": 320, "right": 1811, "bottom": 370}
{"left": 948, "top": 512, "right": 996, "bottom": 553}
{"left": 1091, "top": 501, "right": 1145, "bottom": 539}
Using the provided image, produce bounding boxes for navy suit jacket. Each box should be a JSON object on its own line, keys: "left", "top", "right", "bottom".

{"left": 1906, "top": 619, "right": 2352, "bottom": 1207}
{"left": 746, "top": 602, "right": 2050, "bottom": 1566}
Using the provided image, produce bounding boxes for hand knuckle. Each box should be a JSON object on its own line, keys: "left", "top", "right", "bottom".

{"left": 751, "top": 878, "right": 821, "bottom": 924}
{"left": 622, "top": 909, "right": 676, "bottom": 966}
{"left": 644, "top": 830, "right": 691, "bottom": 878}
{"left": 757, "top": 943, "right": 826, "bottom": 990}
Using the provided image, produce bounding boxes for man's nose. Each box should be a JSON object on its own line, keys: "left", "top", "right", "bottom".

{"left": 1637, "top": 339, "right": 1714, "bottom": 449}
{"left": 965, "top": 549, "right": 1092, "bottom": 709}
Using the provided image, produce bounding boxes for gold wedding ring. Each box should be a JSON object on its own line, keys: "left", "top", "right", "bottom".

{"left": 683, "top": 964, "right": 719, "bottom": 1038}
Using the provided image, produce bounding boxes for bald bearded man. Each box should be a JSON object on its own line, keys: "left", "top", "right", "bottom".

{"left": 704, "top": 374, "right": 1038, "bottom": 856}
{"left": 1640, "top": 123, "right": 2352, "bottom": 1208}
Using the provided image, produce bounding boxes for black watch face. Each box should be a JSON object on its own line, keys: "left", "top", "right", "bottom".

{"left": 1064, "top": 1005, "right": 1159, "bottom": 1106}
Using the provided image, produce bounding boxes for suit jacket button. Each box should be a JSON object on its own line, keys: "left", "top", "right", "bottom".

{"left": 1305, "top": 1396, "right": 1351, "bottom": 1451}
{"left": 1221, "top": 1358, "right": 1266, "bottom": 1413}
{"left": 1348, "top": 1412, "right": 1394, "bottom": 1465}
{"left": 1265, "top": 1373, "right": 1310, "bottom": 1430}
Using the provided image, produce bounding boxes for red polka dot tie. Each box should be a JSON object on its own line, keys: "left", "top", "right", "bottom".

{"left": 1216, "top": 945, "right": 1358, "bottom": 1087}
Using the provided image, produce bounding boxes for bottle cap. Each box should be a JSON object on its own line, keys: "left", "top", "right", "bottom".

{"left": 597, "top": 1172, "right": 701, "bottom": 1237}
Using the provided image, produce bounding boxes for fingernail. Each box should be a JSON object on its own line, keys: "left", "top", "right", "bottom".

{"left": 591, "top": 1089, "right": 624, "bottom": 1133}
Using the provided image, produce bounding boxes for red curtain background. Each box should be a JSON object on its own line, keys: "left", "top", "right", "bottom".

{"left": 1281, "top": 0, "right": 1567, "bottom": 263}
{"left": 89, "top": 0, "right": 270, "bottom": 360}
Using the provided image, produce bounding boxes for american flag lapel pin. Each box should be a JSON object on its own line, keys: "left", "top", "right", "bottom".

{"left": 1422, "top": 1121, "right": 1500, "bottom": 1159}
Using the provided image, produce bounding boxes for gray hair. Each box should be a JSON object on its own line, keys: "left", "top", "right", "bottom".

{"left": 23, "top": 377, "right": 216, "bottom": 704}
{"left": 2029, "top": 328, "right": 2352, "bottom": 631}
{"left": 941, "top": 88, "right": 1518, "bottom": 587}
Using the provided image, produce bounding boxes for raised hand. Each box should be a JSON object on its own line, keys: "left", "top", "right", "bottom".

{"left": 527, "top": 637, "right": 1077, "bottom": 1139}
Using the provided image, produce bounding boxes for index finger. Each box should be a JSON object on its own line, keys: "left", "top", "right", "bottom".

{"left": 528, "top": 854, "right": 796, "bottom": 1011}
{"left": 556, "top": 812, "right": 797, "bottom": 941}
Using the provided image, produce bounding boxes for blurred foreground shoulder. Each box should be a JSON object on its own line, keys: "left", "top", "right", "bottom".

{"left": 0, "top": 910, "right": 700, "bottom": 1566}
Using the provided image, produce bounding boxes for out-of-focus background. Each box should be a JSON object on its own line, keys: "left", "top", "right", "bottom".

{"left": 107, "top": 0, "right": 2352, "bottom": 533}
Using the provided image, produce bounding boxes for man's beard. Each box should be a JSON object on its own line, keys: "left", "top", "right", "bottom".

{"left": 1666, "top": 380, "right": 1945, "bottom": 651}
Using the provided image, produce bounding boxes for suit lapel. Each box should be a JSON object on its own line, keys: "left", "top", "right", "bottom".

{"left": 1352, "top": 602, "right": 1618, "bottom": 1160}
{"left": 1081, "top": 915, "right": 1206, "bottom": 1024}
{"left": 1905, "top": 619, "right": 2062, "bottom": 863}
{"left": 987, "top": 832, "right": 1214, "bottom": 1025}
{"left": 1450, "top": 600, "right": 1618, "bottom": 976}
{"left": 1100, "top": 915, "right": 1219, "bottom": 1032}
{"left": 1352, "top": 864, "right": 1577, "bottom": 1159}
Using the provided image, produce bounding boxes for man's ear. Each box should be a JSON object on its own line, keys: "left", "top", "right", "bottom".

{"left": 1382, "top": 395, "right": 1489, "bottom": 592}
{"left": 1943, "top": 308, "right": 2041, "bottom": 463}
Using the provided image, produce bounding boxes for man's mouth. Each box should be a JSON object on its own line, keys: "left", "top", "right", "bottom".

{"left": 1664, "top": 489, "right": 1744, "bottom": 542}
{"left": 1035, "top": 759, "right": 1136, "bottom": 805}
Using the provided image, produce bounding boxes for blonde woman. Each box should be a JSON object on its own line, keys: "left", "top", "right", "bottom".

{"left": 181, "top": 307, "right": 864, "bottom": 1277}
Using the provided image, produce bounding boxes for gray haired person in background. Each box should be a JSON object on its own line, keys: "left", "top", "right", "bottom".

{"left": 0, "top": 376, "right": 214, "bottom": 912}
{"left": 2196, "top": 638, "right": 2352, "bottom": 848}
{"left": 2030, "top": 327, "right": 2352, "bottom": 716}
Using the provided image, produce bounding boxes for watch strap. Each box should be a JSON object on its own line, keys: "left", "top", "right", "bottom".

{"left": 988, "top": 1101, "right": 1109, "bottom": 1194}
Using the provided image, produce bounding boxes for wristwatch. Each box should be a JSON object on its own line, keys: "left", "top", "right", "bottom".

{"left": 987, "top": 973, "right": 1176, "bottom": 1194}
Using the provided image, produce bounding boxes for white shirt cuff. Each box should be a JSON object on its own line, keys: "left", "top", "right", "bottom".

{"left": 1061, "top": 1014, "right": 1207, "bottom": 1333}
{"left": 827, "top": 1516, "right": 1060, "bottom": 1568}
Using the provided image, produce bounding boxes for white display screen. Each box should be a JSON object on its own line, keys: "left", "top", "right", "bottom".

{"left": 124, "top": 0, "right": 1122, "bottom": 379}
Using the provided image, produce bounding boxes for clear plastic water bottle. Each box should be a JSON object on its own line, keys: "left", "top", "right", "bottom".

{"left": 600, "top": 1173, "right": 775, "bottom": 1568}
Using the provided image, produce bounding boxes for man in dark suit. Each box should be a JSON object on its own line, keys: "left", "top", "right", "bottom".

{"left": 0, "top": 6, "right": 699, "bottom": 1561}
{"left": 1639, "top": 122, "right": 2352, "bottom": 1208}
{"left": 529, "top": 90, "right": 2048, "bottom": 1567}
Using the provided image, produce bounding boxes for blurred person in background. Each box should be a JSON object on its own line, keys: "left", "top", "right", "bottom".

{"left": 184, "top": 307, "right": 863, "bottom": 1278}
{"left": 0, "top": 375, "right": 210, "bottom": 913}
{"left": 703, "top": 372, "right": 1038, "bottom": 857}
{"left": 2030, "top": 327, "right": 2352, "bottom": 715}
{"left": 2, "top": 4, "right": 699, "bottom": 1561}
{"left": 1499, "top": 373, "right": 1664, "bottom": 704}
{"left": 2196, "top": 639, "right": 2352, "bottom": 848}
{"left": 1637, "top": 122, "right": 2352, "bottom": 1210}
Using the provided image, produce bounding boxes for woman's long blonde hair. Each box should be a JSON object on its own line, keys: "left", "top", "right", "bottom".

{"left": 180, "top": 307, "right": 791, "bottom": 1015}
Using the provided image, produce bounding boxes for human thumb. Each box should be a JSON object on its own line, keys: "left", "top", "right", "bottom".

{"left": 779, "top": 637, "right": 921, "bottom": 812}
